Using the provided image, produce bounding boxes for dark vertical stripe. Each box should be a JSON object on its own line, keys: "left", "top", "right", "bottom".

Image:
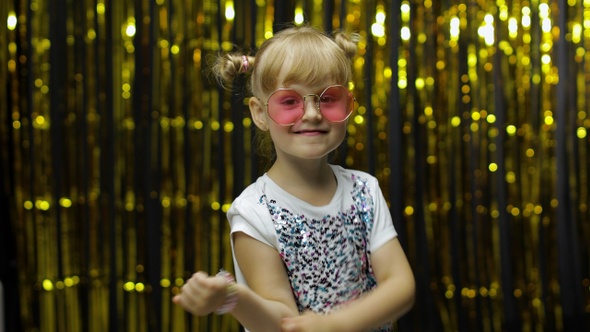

{"left": 133, "top": 0, "right": 143, "bottom": 326}
{"left": 450, "top": 6, "right": 469, "bottom": 330}
{"left": 181, "top": 0, "right": 194, "bottom": 297}
{"left": 528, "top": 5, "right": 554, "bottom": 327}
{"left": 49, "top": 0, "right": 67, "bottom": 284}
{"left": 493, "top": 4, "right": 520, "bottom": 330}
{"left": 103, "top": 0, "right": 118, "bottom": 330}
{"left": 407, "top": 2, "right": 438, "bottom": 330}
{"left": 215, "top": 4, "right": 226, "bottom": 330}
{"left": 73, "top": 0, "right": 91, "bottom": 329}
{"left": 249, "top": 0, "right": 259, "bottom": 180}
{"left": 529, "top": 6, "right": 541, "bottom": 129}
{"left": 363, "top": 0, "right": 375, "bottom": 174}
{"left": 26, "top": 0, "right": 38, "bottom": 313}
{"left": 447, "top": 55, "right": 467, "bottom": 329}
{"left": 231, "top": 0, "right": 246, "bottom": 197}
{"left": 0, "top": 28, "right": 21, "bottom": 324}
{"left": 339, "top": 0, "right": 346, "bottom": 29}
{"left": 142, "top": 1, "right": 161, "bottom": 330}
{"left": 273, "top": 2, "right": 292, "bottom": 32}
{"left": 448, "top": 141, "right": 466, "bottom": 331}
{"left": 0, "top": 0, "right": 19, "bottom": 324}
{"left": 554, "top": 1, "right": 586, "bottom": 330}
{"left": 465, "top": 3, "right": 484, "bottom": 329}
{"left": 387, "top": 2, "right": 414, "bottom": 330}
{"left": 467, "top": 108, "right": 484, "bottom": 332}
{"left": 387, "top": 0, "right": 405, "bottom": 250}
{"left": 323, "top": 0, "right": 333, "bottom": 32}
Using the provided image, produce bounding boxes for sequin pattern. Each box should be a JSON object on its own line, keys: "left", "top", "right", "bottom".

{"left": 259, "top": 174, "right": 392, "bottom": 332}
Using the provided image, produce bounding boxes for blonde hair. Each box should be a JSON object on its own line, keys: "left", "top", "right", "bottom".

{"left": 210, "top": 25, "right": 360, "bottom": 162}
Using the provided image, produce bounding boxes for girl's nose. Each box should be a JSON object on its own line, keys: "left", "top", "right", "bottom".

{"left": 301, "top": 95, "right": 322, "bottom": 121}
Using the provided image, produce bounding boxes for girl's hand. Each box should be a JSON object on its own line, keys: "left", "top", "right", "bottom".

{"left": 172, "top": 271, "right": 229, "bottom": 316}
{"left": 280, "top": 311, "right": 342, "bottom": 332}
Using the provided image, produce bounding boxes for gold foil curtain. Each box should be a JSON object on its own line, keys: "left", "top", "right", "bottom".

{"left": 1, "top": 0, "right": 589, "bottom": 331}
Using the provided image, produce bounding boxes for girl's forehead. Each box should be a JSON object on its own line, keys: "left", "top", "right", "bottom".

{"left": 259, "top": 80, "right": 341, "bottom": 101}
{"left": 275, "top": 76, "right": 341, "bottom": 93}
{"left": 273, "top": 52, "right": 345, "bottom": 82}
{"left": 284, "top": 83, "right": 337, "bottom": 96}
{"left": 276, "top": 81, "right": 339, "bottom": 93}
{"left": 254, "top": 43, "right": 350, "bottom": 96}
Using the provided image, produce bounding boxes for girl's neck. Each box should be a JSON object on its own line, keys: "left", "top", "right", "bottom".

{"left": 266, "top": 157, "right": 337, "bottom": 206}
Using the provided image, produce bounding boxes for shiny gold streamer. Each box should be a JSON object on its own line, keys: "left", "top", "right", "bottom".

{"left": 1, "top": 0, "right": 589, "bottom": 331}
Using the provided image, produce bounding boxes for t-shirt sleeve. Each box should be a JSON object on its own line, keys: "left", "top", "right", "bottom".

{"left": 369, "top": 178, "right": 398, "bottom": 252}
{"left": 227, "top": 193, "right": 278, "bottom": 249}
{"left": 226, "top": 189, "right": 279, "bottom": 289}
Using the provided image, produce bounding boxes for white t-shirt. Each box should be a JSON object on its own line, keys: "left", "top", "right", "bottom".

{"left": 227, "top": 165, "right": 397, "bottom": 329}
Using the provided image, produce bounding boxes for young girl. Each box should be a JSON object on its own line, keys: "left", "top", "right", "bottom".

{"left": 173, "top": 25, "right": 415, "bottom": 332}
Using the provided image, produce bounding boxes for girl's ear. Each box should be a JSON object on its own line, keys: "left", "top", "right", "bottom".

{"left": 249, "top": 97, "right": 269, "bottom": 131}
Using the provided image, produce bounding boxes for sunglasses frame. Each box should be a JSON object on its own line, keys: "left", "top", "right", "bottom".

{"left": 263, "top": 85, "right": 355, "bottom": 126}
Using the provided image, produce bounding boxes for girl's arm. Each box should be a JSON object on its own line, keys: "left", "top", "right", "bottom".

{"left": 230, "top": 231, "right": 300, "bottom": 330}
{"left": 281, "top": 237, "right": 415, "bottom": 332}
{"left": 173, "top": 231, "right": 299, "bottom": 332}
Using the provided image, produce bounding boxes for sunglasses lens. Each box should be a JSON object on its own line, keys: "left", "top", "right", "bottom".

{"left": 319, "top": 86, "right": 353, "bottom": 122}
{"left": 266, "top": 86, "right": 354, "bottom": 125}
{"left": 267, "top": 90, "right": 304, "bottom": 125}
